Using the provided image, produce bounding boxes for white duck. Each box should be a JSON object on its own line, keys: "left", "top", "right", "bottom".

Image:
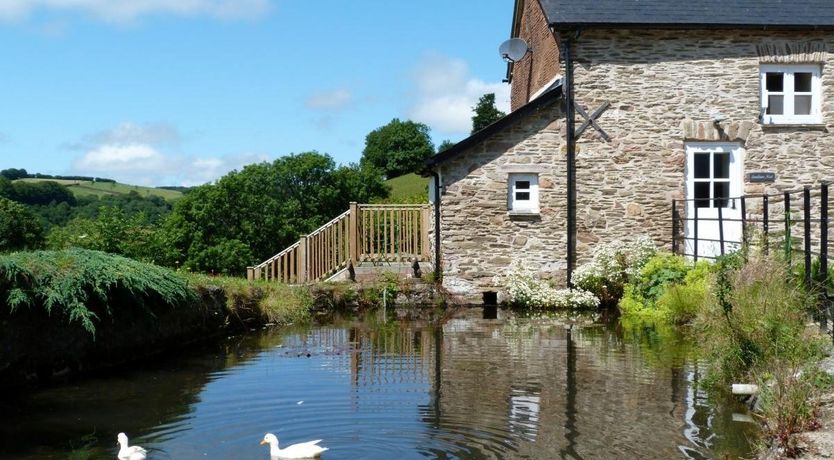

{"left": 116, "top": 432, "right": 147, "bottom": 460}
{"left": 260, "top": 433, "right": 328, "bottom": 459}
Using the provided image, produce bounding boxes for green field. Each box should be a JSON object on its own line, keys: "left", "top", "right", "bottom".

{"left": 385, "top": 173, "right": 429, "bottom": 202}
{"left": 17, "top": 178, "right": 183, "bottom": 201}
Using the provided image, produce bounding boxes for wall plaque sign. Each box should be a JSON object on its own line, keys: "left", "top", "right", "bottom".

{"left": 748, "top": 172, "right": 776, "bottom": 183}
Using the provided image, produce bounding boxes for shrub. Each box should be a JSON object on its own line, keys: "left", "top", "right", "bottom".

{"left": 499, "top": 260, "right": 599, "bottom": 309}
{"left": 0, "top": 197, "right": 44, "bottom": 252}
{"left": 618, "top": 253, "right": 710, "bottom": 323}
{"left": 0, "top": 249, "right": 194, "bottom": 334}
{"left": 571, "top": 236, "right": 656, "bottom": 305}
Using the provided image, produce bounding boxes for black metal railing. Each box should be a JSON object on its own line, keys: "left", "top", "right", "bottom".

{"left": 672, "top": 182, "right": 834, "bottom": 339}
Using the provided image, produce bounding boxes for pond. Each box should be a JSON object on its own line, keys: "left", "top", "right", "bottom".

{"left": 0, "top": 309, "right": 757, "bottom": 459}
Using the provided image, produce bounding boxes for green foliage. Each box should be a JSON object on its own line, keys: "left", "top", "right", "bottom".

{"left": 758, "top": 365, "right": 829, "bottom": 456}
{"left": 360, "top": 118, "right": 435, "bottom": 179}
{"left": 437, "top": 139, "right": 456, "bottom": 152}
{"left": 618, "top": 253, "right": 711, "bottom": 323}
{"left": 571, "top": 237, "right": 657, "bottom": 306}
{"left": 0, "top": 249, "right": 194, "bottom": 335}
{"left": 471, "top": 93, "right": 506, "bottom": 133}
{"left": 0, "top": 179, "right": 76, "bottom": 206}
{"left": 46, "top": 207, "right": 162, "bottom": 263}
{"left": 380, "top": 173, "right": 429, "bottom": 203}
{"left": 162, "top": 152, "right": 388, "bottom": 274}
{"left": 696, "top": 255, "right": 823, "bottom": 389}
{"left": 0, "top": 168, "right": 28, "bottom": 180}
{"left": 188, "top": 274, "right": 312, "bottom": 325}
{"left": 183, "top": 238, "right": 253, "bottom": 276}
{"left": 0, "top": 197, "right": 44, "bottom": 252}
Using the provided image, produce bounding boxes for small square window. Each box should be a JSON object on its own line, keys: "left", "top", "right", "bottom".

{"left": 761, "top": 65, "right": 821, "bottom": 124}
{"left": 508, "top": 174, "right": 539, "bottom": 213}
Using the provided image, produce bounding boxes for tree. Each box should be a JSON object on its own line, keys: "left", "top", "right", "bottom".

{"left": 0, "top": 168, "right": 28, "bottom": 180}
{"left": 471, "top": 93, "right": 506, "bottom": 133}
{"left": 360, "top": 119, "right": 434, "bottom": 179}
{"left": 160, "top": 151, "right": 389, "bottom": 274}
{"left": 0, "top": 197, "right": 44, "bottom": 252}
{"left": 437, "top": 140, "right": 456, "bottom": 152}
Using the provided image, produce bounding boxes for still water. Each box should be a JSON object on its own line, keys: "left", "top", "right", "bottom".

{"left": 0, "top": 310, "right": 756, "bottom": 459}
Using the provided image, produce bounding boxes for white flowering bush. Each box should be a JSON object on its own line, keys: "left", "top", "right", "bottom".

{"left": 571, "top": 236, "right": 657, "bottom": 305}
{"left": 499, "top": 260, "right": 600, "bottom": 309}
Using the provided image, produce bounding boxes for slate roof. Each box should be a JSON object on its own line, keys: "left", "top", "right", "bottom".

{"left": 426, "top": 81, "right": 562, "bottom": 167}
{"left": 538, "top": 0, "right": 834, "bottom": 29}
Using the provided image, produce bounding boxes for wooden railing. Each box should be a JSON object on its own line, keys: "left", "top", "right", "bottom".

{"left": 247, "top": 203, "right": 431, "bottom": 283}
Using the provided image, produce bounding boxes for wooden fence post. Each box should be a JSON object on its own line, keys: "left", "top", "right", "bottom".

{"left": 421, "top": 205, "right": 430, "bottom": 259}
{"left": 246, "top": 266, "right": 254, "bottom": 281}
{"left": 297, "top": 236, "right": 308, "bottom": 283}
{"left": 349, "top": 202, "right": 358, "bottom": 265}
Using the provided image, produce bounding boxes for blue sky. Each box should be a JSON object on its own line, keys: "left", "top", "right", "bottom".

{"left": 0, "top": 0, "right": 512, "bottom": 186}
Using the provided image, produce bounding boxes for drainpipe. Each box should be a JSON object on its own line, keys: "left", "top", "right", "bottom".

{"left": 430, "top": 170, "right": 442, "bottom": 282}
{"left": 563, "top": 32, "right": 577, "bottom": 287}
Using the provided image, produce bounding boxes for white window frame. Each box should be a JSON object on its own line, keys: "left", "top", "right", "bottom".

{"left": 760, "top": 64, "right": 822, "bottom": 125}
{"left": 508, "top": 173, "right": 539, "bottom": 214}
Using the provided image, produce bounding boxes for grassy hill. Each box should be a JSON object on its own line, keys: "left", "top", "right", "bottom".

{"left": 385, "top": 173, "right": 429, "bottom": 203}
{"left": 16, "top": 178, "right": 183, "bottom": 201}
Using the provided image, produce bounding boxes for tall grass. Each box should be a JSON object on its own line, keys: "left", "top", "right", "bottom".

{"left": 696, "top": 255, "right": 822, "bottom": 388}
{"left": 695, "top": 253, "right": 831, "bottom": 455}
{"left": 0, "top": 249, "right": 194, "bottom": 334}
{"left": 187, "top": 274, "right": 313, "bottom": 326}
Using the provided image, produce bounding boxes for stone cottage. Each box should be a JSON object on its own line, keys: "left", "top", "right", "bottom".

{"left": 425, "top": 0, "right": 834, "bottom": 301}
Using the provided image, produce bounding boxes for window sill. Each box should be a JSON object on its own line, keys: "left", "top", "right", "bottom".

{"left": 508, "top": 210, "right": 541, "bottom": 220}
{"left": 760, "top": 123, "right": 827, "bottom": 131}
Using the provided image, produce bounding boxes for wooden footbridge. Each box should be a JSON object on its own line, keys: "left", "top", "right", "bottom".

{"left": 247, "top": 203, "right": 432, "bottom": 283}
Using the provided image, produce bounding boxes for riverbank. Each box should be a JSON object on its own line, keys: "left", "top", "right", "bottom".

{"left": 0, "top": 249, "right": 447, "bottom": 388}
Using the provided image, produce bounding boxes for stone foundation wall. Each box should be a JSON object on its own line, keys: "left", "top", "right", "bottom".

{"left": 438, "top": 102, "right": 566, "bottom": 297}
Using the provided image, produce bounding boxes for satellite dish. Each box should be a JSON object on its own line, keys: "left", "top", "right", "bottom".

{"left": 499, "top": 38, "right": 530, "bottom": 63}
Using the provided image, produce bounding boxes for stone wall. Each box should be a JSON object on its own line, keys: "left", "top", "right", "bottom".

{"left": 437, "top": 102, "right": 566, "bottom": 299}
{"left": 570, "top": 29, "right": 834, "bottom": 258}
{"left": 510, "top": 0, "right": 561, "bottom": 111}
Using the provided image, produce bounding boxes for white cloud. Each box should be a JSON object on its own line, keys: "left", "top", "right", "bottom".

{"left": 69, "top": 122, "right": 268, "bottom": 186}
{"left": 408, "top": 54, "right": 511, "bottom": 135}
{"left": 305, "top": 88, "right": 353, "bottom": 111}
{"left": 0, "top": 0, "right": 271, "bottom": 23}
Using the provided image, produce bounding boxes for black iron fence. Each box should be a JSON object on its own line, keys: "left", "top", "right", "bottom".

{"left": 671, "top": 182, "right": 833, "bottom": 335}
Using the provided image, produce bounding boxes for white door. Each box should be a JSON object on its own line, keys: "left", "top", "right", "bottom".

{"left": 684, "top": 143, "right": 744, "bottom": 259}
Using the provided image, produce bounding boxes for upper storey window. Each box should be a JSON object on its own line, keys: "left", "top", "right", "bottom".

{"left": 761, "top": 64, "right": 822, "bottom": 125}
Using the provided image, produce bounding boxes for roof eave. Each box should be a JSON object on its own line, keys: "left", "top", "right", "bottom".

{"left": 550, "top": 22, "right": 834, "bottom": 31}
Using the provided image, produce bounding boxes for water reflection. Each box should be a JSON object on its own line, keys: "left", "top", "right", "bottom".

{"left": 0, "top": 311, "right": 755, "bottom": 459}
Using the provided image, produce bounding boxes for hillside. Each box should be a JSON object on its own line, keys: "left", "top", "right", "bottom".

{"left": 16, "top": 178, "right": 183, "bottom": 201}
{"left": 385, "top": 173, "right": 429, "bottom": 202}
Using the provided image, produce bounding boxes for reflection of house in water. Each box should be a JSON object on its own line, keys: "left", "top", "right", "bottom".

{"left": 281, "top": 316, "right": 749, "bottom": 458}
